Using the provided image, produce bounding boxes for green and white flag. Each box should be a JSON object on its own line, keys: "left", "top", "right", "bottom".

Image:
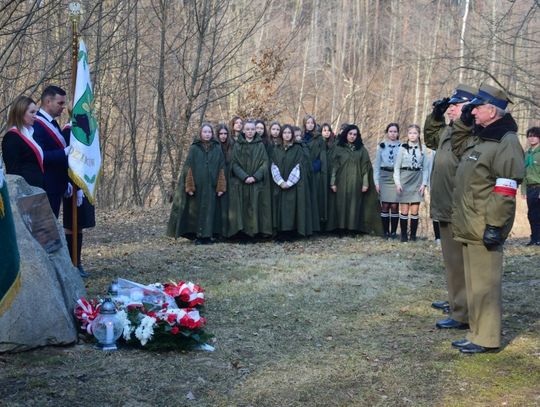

{"left": 69, "top": 39, "right": 101, "bottom": 204}
{"left": 0, "top": 169, "right": 21, "bottom": 316}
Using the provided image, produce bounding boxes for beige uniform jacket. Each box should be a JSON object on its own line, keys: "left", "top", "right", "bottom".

{"left": 452, "top": 115, "right": 525, "bottom": 244}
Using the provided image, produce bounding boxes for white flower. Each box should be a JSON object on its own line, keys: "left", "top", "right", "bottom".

{"left": 116, "top": 310, "right": 133, "bottom": 341}
{"left": 134, "top": 315, "right": 157, "bottom": 346}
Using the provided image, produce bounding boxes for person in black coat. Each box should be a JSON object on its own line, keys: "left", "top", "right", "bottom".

{"left": 61, "top": 124, "right": 95, "bottom": 278}
{"left": 2, "top": 96, "right": 45, "bottom": 188}
{"left": 33, "top": 85, "right": 71, "bottom": 217}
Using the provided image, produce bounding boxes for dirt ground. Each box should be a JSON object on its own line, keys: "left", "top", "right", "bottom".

{"left": 0, "top": 206, "right": 538, "bottom": 407}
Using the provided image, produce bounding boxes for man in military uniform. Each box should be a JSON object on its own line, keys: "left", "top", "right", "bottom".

{"left": 424, "top": 84, "right": 476, "bottom": 330}
{"left": 451, "top": 84, "right": 525, "bottom": 353}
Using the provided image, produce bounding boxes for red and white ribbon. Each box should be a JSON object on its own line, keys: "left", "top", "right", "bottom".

{"left": 74, "top": 298, "right": 101, "bottom": 335}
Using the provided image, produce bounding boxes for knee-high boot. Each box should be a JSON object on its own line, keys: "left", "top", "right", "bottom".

{"left": 400, "top": 214, "right": 409, "bottom": 242}
{"left": 381, "top": 212, "right": 390, "bottom": 238}
{"left": 390, "top": 213, "right": 399, "bottom": 238}
{"left": 410, "top": 215, "right": 419, "bottom": 241}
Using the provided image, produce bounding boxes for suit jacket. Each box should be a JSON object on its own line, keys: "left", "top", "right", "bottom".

{"left": 33, "top": 111, "right": 69, "bottom": 195}
{"left": 2, "top": 130, "right": 44, "bottom": 188}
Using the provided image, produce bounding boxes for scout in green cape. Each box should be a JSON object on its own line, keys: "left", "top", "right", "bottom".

{"left": 227, "top": 121, "right": 272, "bottom": 238}
{"left": 320, "top": 123, "right": 336, "bottom": 232}
{"left": 326, "top": 124, "right": 382, "bottom": 235}
{"left": 302, "top": 115, "right": 327, "bottom": 230}
{"left": 230, "top": 116, "right": 244, "bottom": 142}
{"left": 216, "top": 123, "right": 233, "bottom": 237}
{"left": 270, "top": 124, "right": 313, "bottom": 239}
{"left": 255, "top": 119, "right": 270, "bottom": 146}
{"left": 167, "top": 124, "right": 226, "bottom": 244}
{"left": 266, "top": 121, "right": 281, "bottom": 157}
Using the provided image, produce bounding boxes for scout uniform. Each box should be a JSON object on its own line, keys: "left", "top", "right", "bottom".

{"left": 452, "top": 84, "right": 525, "bottom": 352}
{"left": 393, "top": 141, "right": 430, "bottom": 240}
{"left": 522, "top": 132, "right": 540, "bottom": 245}
{"left": 374, "top": 139, "right": 400, "bottom": 237}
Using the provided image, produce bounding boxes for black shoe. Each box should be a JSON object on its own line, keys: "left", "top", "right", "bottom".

{"left": 409, "top": 235, "right": 417, "bottom": 242}
{"left": 78, "top": 265, "right": 89, "bottom": 278}
{"left": 431, "top": 300, "right": 449, "bottom": 310}
{"left": 436, "top": 318, "right": 469, "bottom": 329}
{"left": 451, "top": 338, "right": 471, "bottom": 348}
{"left": 390, "top": 233, "right": 397, "bottom": 239}
{"left": 459, "top": 342, "right": 498, "bottom": 354}
{"left": 383, "top": 232, "right": 390, "bottom": 240}
{"left": 431, "top": 300, "right": 450, "bottom": 313}
{"left": 400, "top": 235, "right": 408, "bottom": 242}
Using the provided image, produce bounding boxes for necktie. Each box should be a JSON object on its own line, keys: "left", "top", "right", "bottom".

{"left": 51, "top": 119, "right": 61, "bottom": 131}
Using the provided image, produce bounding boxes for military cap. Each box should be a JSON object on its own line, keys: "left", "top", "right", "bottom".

{"left": 468, "top": 84, "right": 513, "bottom": 110}
{"left": 448, "top": 84, "right": 477, "bottom": 104}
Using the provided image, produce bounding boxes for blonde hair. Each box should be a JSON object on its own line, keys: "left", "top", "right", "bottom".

{"left": 7, "top": 95, "right": 35, "bottom": 130}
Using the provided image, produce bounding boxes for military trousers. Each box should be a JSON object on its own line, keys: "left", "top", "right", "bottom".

{"left": 462, "top": 243, "right": 503, "bottom": 348}
{"left": 439, "top": 222, "right": 468, "bottom": 323}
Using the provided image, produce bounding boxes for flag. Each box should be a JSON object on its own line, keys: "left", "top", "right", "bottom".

{"left": 0, "top": 170, "right": 21, "bottom": 316}
{"left": 69, "top": 39, "right": 101, "bottom": 205}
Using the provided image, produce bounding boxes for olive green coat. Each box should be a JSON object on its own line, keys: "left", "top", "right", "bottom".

{"left": 424, "top": 114, "right": 474, "bottom": 222}
{"left": 305, "top": 131, "right": 328, "bottom": 225}
{"left": 228, "top": 135, "right": 273, "bottom": 237}
{"left": 167, "top": 138, "right": 226, "bottom": 239}
{"left": 326, "top": 144, "right": 382, "bottom": 234}
{"left": 270, "top": 142, "right": 313, "bottom": 236}
{"left": 452, "top": 114, "right": 525, "bottom": 244}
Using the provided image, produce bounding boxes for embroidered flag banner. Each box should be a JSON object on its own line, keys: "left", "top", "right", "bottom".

{"left": 0, "top": 170, "right": 21, "bottom": 316}
{"left": 69, "top": 39, "right": 101, "bottom": 204}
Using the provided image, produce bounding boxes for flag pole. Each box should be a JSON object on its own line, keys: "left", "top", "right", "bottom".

{"left": 69, "top": 2, "right": 82, "bottom": 267}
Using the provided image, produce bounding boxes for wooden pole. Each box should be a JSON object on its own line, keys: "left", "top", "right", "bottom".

{"left": 69, "top": 3, "right": 81, "bottom": 267}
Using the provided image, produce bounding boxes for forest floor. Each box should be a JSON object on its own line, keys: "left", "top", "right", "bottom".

{"left": 0, "top": 206, "right": 539, "bottom": 407}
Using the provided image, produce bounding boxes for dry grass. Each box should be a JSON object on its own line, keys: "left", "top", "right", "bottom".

{"left": 0, "top": 207, "right": 538, "bottom": 407}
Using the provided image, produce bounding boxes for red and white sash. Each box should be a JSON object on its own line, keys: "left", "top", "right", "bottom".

{"left": 9, "top": 127, "right": 44, "bottom": 172}
{"left": 34, "top": 114, "right": 67, "bottom": 148}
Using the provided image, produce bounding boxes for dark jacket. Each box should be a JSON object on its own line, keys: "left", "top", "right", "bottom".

{"left": 2, "top": 130, "right": 44, "bottom": 188}
{"left": 33, "top": 112, "right": 69, "bottom": 195}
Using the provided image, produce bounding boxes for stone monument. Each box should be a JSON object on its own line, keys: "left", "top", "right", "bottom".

{"left": 0, "top": 175, "right": 86, "bottom": 352}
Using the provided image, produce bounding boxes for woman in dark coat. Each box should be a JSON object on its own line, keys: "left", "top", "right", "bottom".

{"left": 320, "top": 123, "right": 336, "bottom": 231}
{"left": 1, "top": 96, "right": 45, "bottom": 188}
{"left": 167, "top": 123, "right": 227, "bottom": 244}
{"left": 270, "top": 125, "right": 313, "bottom": 239}
{"left": 216, "top": 123, "right": 233, "bottom": 237}
{"left": 227, "top": 120, "right": 272, "bottom": 238}
{"left": 302, "top": 115, "right": 327, "bottom": 231}
{"left": 326, "top": 124, "right": 382, "bottom": 235}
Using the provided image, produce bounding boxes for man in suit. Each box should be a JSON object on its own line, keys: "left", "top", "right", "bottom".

{"left": 33, "top": 85, "right": 71, "bottom": 217}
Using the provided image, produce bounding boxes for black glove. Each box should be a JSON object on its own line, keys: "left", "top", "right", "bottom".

{"left": 432, "top": 97, "right": 450, "bottom": 121}
{"left": 460, "top": 103, "right": 475, "bottom": 127}
{"left": 483, "top": 225, "right": 504, "bottom": 250}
